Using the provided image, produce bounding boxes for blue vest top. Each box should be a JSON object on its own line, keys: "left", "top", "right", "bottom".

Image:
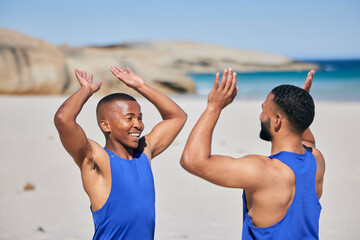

{"left": 91, "top": 148, "right": 155, "bottom": 240}
{"left": 242, "top": 149, "right": 321, "bottom": 240}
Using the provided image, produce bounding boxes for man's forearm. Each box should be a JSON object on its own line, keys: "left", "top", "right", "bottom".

{"left": 55, "top": 86, "right": 93, "bottom": 123}
{"left": 181, "top": 106, "right": 221, "bottom": 166}
{"left": 136, "top": 83, "right": 185, "bottom": 120}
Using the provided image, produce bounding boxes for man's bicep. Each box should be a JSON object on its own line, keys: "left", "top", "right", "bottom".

{"left": 189, "top": 155, "right": 265, "bottom": 189}
{"left": 145, "top": 118, "right": 185, "bottom": 158}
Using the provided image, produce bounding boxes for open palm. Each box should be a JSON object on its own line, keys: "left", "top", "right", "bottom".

{"left": 75, "top": 69, "right": 102, "bottom": 93}
{"left": 110, "top": 66, "right": 145, "bottom": 89}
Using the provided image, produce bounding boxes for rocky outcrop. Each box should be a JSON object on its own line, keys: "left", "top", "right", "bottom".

{"left": 0, "top": 28, "right": 68, "bottom": 94}
{"left": 0, "top": 28, "right": 318, "bottom": 95}
{"left": 60, "top": 45, "right": 196, "bottom": 96}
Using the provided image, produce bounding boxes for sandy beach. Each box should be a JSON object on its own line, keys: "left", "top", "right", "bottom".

{"left": 1, "top": 94, "right": 359, "bottom": 240}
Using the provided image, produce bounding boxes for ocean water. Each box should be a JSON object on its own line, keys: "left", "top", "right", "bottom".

{"left": 189, "top": 60, "right": 360, "bottom": 102}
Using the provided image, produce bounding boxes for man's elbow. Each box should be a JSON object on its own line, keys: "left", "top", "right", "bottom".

{"left": 179, "top": 111, "right": 187, "bottom": 127}
{"left": 180, "top": 149, "right": 192, "bottom": 168}
{"left": 54, "top": 109, "right": 70, "bottom": 129}
{"left": 180, "top": 154, "right": 189, "bottom": 170}
{"left": 180, "top": 151, "right": 203, "bottom": 173}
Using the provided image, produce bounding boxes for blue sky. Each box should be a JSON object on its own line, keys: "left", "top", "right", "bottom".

{"left": 0, "top": 0, "right": 359, "bottom": 59}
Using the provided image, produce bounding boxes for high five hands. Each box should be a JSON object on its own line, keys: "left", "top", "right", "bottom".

{"left": 208, "top": 67, "right": 238, "bottom": 110}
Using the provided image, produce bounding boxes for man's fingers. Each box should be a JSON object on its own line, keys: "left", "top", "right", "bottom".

{"left": 231, "top": 86, "right": 239, "bottom": 99}
{"left": 224, "top": 67, "right": 233, "bottom": 90}
{"left": 126, "top": 67, "right": 134, "bottom": 74}
{"left": 110, "top": 66, "right": 122, "bottom": 77}
{"left": 213, "top": 72, "right": 220, "bottom": 88}
{"left": 306, "top": 70, "right": 315, "bottom": 82}
{"left": 75, "top": 69, "right": 82, "bottom": 81}
{"left": 110, "top": 66, "right": 118, "bottom": 73}
{"left": 230, "top": 72, "right": 237, "bottom": 92}
{"left": 75, "top": 69, "right": 89, "bottom": 80}
{"left": 75, "top": 69, "right": 82, "bottom": 77}
{"left": 219, "top": 69, "right": 228, "bottom": 89}
{"left": 302, "top": 70, "right": 315, "bottom": 92}
{"left": 117, "top": 66, "right": 126, "bottom": 74}
{"left": 89, "top": 74, "right": 93, "bottom": 82}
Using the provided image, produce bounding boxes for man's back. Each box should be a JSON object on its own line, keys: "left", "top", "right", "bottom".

{"left": 242, "top": 149, "right": 321, "bottom": 239}
{"left": 241, "top": 154, "right": 296, "bottom": 228}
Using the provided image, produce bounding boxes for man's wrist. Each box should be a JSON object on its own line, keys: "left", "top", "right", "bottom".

{"left": 134, "top": 82, "right": 151, "bottom": 94}
{"left": 206, "top": 104, "right": 222, "bottom": 115}
{"left": 79, "top": 85, "right": 96, "bottom": 96}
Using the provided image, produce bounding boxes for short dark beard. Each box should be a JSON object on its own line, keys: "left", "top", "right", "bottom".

{"left": 259, "top": 119, "right": 272, "bottom": 142}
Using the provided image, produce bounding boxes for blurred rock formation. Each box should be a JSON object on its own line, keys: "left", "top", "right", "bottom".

{"left": 0, "top": 28, "right": 318, "bottom": 95}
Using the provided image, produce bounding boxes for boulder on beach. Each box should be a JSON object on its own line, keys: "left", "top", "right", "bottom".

{"left": 0, "top": 28, "right": 68, "bottom": 94}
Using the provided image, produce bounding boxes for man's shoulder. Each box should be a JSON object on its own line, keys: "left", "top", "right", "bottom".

{"left": 88, "top": 139, "right": 107, "bottom": 155}
{"left": 242, "top": 154, "right": 272, "bottom": 163}
{"left": 245, "top": 154, "right": 295, "bottom": 178}
{"left": 239, "top": 154, "right": 277, "bottom": 173}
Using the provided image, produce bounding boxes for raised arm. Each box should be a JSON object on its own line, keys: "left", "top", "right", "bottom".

{"left": 110, "top": 66, "right": 187, "bottom": 159}
{"left": 180, "top": 68, "right": 266, "bottom": 188}
{"left": 181, "top": 68, "right": 237, "bottom": 167}
{"left": 301, "top": 70, "right": 326, "bottom": 198}
{"left": 54, "top": 69, "right": 102, "bottom": 168}
{"left": 301, "top": 70, "right": 316, "bottom": 147}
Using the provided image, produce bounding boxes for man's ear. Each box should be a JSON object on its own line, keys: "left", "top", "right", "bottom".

{"left": 274, "top": 113, "right": 282, "bottom": 132}
{"left": 100, "top": 120, "right": 111, "bottom": 133}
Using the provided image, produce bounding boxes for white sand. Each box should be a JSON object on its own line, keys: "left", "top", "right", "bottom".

{"left": 0, "top": 95, "right": 359, "bottom": 239}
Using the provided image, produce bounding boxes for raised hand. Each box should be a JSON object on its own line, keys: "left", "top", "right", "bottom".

{"left": 208, "top": 68, "right": 238, "bottom": 110}
{"left": 302, "top": 70, "right": 315, "bottom": 93}
{"left": 110, "top": 66, "right": 145, "bottom": 90}
{"left": 75, "top": 69, "right": 102, "bottom": 93}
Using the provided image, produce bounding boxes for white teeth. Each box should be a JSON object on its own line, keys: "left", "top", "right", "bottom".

{"left": 130, "top": 133, "right": 140, "bottom": 137}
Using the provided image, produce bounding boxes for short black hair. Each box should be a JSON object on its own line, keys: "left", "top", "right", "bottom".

{"left": 271, "top": 85, "right": 314, "bottom": 134}
{"left": 96, "top": 93, "right": 137, "bottom": 119}
{"left": 97, "top": 93, "right": 136, "bottom": 109}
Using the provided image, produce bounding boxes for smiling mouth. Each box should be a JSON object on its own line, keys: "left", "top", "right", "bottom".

{"left": 129, "top": 132, "right": 141, "bottom": 138}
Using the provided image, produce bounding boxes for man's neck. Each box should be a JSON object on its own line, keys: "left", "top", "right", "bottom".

{"left": 270, "top": 134, "right": 305, "bottom": 155}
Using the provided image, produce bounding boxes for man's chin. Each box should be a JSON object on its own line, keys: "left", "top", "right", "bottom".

{"left": 259, "top": 131, "right": 272, "bottom": 142}
{"left": 124, "top": 142, "right": 139, "bottom": 150}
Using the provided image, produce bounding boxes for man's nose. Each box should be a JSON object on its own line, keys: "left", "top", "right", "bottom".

{"left": 133, "top": 119, "right": 142, "bottom": 129}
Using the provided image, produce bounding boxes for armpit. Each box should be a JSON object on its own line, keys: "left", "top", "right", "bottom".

{"left": 87, "top": 158, "right": 101, "bottom": 173}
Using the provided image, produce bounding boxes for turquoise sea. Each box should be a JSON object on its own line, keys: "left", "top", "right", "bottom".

{"left": 189, "top": 60, "right": 360, "bottom": 102}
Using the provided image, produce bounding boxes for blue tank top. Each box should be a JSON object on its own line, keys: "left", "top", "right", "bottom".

{"left": 91, "top": 148, "right": 155, "bottom": 240}
{"left": 242, "top": 149, "right": 321, "bottom": 240}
